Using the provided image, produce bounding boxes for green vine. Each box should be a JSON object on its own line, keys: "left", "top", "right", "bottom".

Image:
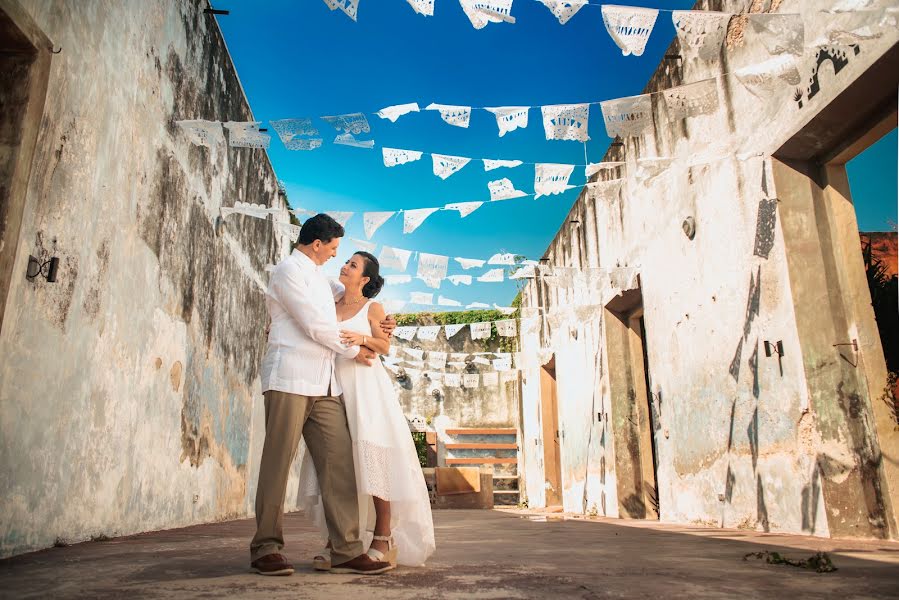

{"left": 394, "top": 306, "right": 521, "bottom": 353}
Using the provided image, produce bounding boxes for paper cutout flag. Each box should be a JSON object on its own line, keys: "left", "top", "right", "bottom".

{"left": 489, "top": 178, "right": 527, "bottom": 201}
{"left": 417, "top": 326, "right": 441, "bottom": 341}
{"left": 404, "top": 208, "right": 440, "bottom": 234}
{"left": 541, "top": 103, "right": 590, "bottom": 142}
{"left": 485, "top": 107, "right": 529, "bottom": 137}
{"left": 459, "top": 0, "right": 515, "bottom": 30}
{"left": 534, "top": 163, "right": 575, "bottom": 198}
{"left": 483, "top": 158, "right": 524, "bottom": 171}
{"left": 350, "top": 238, "right": 377, "bottom": 252}
{"left": 425, "top": 103, "right": 472, "bottom": 128}
{"left": 538, "top": 0, "right": 587, "bottom": 24}
{"left": 322, "top": 0, "right": 359, "bottom": 20}
{"left": 410, "top": 291, "right": 434, "bottom": 305}
{"left": 407, "top": 0, "right": 435, "bottom": 16}
{"left": 448, "top": 275, "right": 473, "bottom": 286}
{"left": 470, "top": 322, "right": 492, "bottom": 340}
{"left": 383, "top": 147, "right": 424, "bottom": 167}
{"left": 601, "top": 5, "right": 659, "bottom": 57}
{"left": 439, "top": 295, "right": 462, "bottom": 307}
{"left": 432, "top": 154, "right": 471, "bottom": 179}
{"left": 417, "top": 252, "right": 449, "bottom": 282}
{"left": 376, "top": 103, "right": 420, "bottom": 122}
{"left": 488, "top": 252, "right": 517, "bottom": 265}
{"left": 444, "top": 201, "right": 483, "bottom": 218}
{"left": 176, "top": 120, "right": 224, "bottom": 147}
{"left": 321, "top": 112, "right": 370, "bottom": 134}
{"left": 445, "top": 323, "right": 466, "bottom": 338}
{"left": 364, "top": 211, "right": 395, "bottom": 239}
{"left": 378, "top": 246, "right": 413, "bottom": 272}
{"left": 394, "top": 326, "right": 418, "bottom": 341}
{"left": 223, "top": 121, "right": 271, "bottom": 149}
{"left": 478, "top": 268, "right": 504, "bottom": 283}
{"left": 455, "top": 257, "right": 485, "bottom": 270}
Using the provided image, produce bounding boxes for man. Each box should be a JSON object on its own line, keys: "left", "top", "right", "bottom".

{"left": 251, "top": 213, "right": 395, "bottom": 576}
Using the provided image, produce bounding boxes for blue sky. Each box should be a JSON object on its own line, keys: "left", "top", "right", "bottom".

{"left": 215, "top": 1, "right": 897, "bottom": 310}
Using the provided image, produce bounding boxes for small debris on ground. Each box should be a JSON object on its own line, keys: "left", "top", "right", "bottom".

{"left": 743, "top": 551, "right": 837, "bottom": 573}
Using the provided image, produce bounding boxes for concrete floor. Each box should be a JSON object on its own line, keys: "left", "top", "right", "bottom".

{"left": 1, "top": 509, "right": 898, "bottom": 599}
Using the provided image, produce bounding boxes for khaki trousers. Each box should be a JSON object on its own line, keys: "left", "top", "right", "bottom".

{"left": 250, "top": 390, "right": 362, "bottom": 564}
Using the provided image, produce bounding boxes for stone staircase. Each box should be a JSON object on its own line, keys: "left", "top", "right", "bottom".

{"left": 443, "top": 428, "right": 520, "bottom": 505}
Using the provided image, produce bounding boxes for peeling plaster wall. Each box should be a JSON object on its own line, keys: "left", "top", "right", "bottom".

{"left": 519, "top": 0, "right": 897, "bottom": 536}
{"left": 391, "top": 315, "right": 520, "bottom": 430}
{"left": 0, "top": 1, "right": 294, "bottom": 557}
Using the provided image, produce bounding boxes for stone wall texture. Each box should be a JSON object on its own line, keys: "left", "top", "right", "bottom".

{"left": 518, "top": 0, "right": 898, "bottom": 539}
{"left": 0, "top": 0, "right": 296, "bottom": 557}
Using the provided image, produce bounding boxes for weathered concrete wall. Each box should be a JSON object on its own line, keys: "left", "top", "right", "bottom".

{"left": 0, "top": 0, "right": 294, "bottom": 557}
{"left": 391, "top": 314, "right": 520, "bottom": 429}
{"left": 519, "top": 0, "right": 898, "bottom": 537}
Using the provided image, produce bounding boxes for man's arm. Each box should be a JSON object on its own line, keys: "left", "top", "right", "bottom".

{"left": 272, "top": 267, "right": 359, "bottom": 359}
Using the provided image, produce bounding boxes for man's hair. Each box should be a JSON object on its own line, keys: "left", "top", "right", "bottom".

{"left": 297, "top": 213, "right": 344, "bottom": 246}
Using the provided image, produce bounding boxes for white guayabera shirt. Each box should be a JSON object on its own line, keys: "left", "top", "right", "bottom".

{"left": 261, "top": 249, "right": 360, "bottom": 397}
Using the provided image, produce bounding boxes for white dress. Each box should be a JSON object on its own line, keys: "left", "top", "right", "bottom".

{"left": 298, "top": 300, "right": 436, "bottom": 566}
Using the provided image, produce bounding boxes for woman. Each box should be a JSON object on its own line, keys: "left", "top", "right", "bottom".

{"left": 297, "top": 251, "right": 435, "bottom": 568}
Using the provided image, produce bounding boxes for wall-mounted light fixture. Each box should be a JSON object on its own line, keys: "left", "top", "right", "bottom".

{"left": 763, "top": 340, "right": 784, "bottom": 357}
{"left": 26, "top": 255, "right": 59, "bottom": 282}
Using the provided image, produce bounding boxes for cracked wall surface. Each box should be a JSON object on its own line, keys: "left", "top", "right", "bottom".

{"left": 518, "top": 0, "right": 898, "bottom": 537}
{"left": 0, "top": 0, "right": 293, "bottom": 557}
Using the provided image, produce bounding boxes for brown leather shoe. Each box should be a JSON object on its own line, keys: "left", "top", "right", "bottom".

{"left": 330, "top": 553, "right": 394, "bottom": 575}
{"left": 251, "top": 553, "right": 294, "bottom": 576}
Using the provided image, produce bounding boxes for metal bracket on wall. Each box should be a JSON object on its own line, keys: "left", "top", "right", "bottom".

{"left": 832, "top": 339, "right": 859, "bottom": 352}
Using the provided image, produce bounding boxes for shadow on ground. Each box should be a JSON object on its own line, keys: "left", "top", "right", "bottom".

{"left": 1, "top": 509, "right": 898, "bottom": 599}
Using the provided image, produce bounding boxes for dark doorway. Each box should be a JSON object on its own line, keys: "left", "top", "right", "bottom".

{"left": 605, "top": 284, "right": 659, "bottom": 519}
{"left": 0, "top": 2, "right": 52, "bottom": 335}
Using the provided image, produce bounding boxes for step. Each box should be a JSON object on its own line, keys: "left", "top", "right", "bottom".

{"left": 493, "top": 490, "right": 520, "bottom": 495}
{"left": 445, "top": 428, "right": 517, "bottom": 436}
{"left": 445, "top": 457, "right": 518, "bottom": 465}
{"left": 493, "top": 475, "right": 519, "bottom": 480}
{"left": 444, "top": 443, "right": 518, "bottom": 450}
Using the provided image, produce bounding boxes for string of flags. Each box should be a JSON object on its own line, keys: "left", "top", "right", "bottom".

{"left": 176, "top": 10, "right": 893, "bottom": 156}
{"left": 320, "top": 1, "right": 894, "bottom": 52}
{"left": 219, "top": 149, "right": 758, "bottom": 242}
{"left": 180, "top": 6, "right": 894, "bottom": 164}
{"left": 324, "top": 0, "right": 888, "bottom": 38}
{"left": 386, "top": 263, "right": 637, "bottom": 312}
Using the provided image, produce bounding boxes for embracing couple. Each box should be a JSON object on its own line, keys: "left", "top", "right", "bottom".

{"left": 250, "top": 213, "right": 435, "bottom": 576}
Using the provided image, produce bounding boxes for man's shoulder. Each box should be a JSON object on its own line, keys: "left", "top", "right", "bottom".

{"left": 270, "top": 254, "right": 308, "bottom": 286}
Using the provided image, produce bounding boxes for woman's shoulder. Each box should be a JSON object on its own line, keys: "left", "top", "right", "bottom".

{"left": 366, "top": 300, "right": 385, "bottom": 319}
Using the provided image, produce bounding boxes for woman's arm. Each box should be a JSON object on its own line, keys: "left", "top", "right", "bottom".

{"left": 339, "top": 302, "right": 392, "bottom": 355}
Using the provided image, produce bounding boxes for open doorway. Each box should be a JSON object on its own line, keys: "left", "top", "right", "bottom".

{"left": 605, "top": 284, "right": 660, "bottom": 520}
{"left": 847, "top": 129, "right": 898, "bottom": 403}
{"left": 539, "top": 355, "right": 563, "bottom": 508}
{"left": 772, "top": 42, "right": 898, "bottom": 538}
{"left": 0, "top": 3, "right": 52, "bottom": 335}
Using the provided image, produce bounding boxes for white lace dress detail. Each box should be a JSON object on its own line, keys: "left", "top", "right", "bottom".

{"left": 297, "top": 300, "right": 436, "bottom": 566}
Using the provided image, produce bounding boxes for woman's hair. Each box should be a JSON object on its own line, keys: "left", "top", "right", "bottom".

{"left": 354, "top": 251, "right": 384, "bottom": 298}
